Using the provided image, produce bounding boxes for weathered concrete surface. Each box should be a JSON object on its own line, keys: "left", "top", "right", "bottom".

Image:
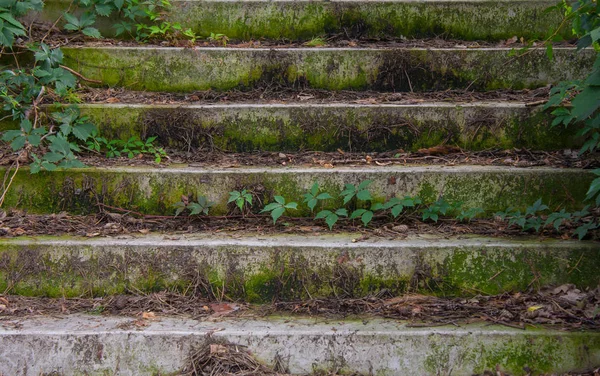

{"left": 0, "top": 102, "right": 581, "bottom": 152}
{"left": 0, "top": 314, "right": 598, "bottom": 375}
{"left": 0, "top": 235, "right": 598, "bottom": 300}
{"left": 0, "top": 165, "right": 593, "bottom": 215}
{"left": 60, "top": 47, "right": 595, "bottom": 92}
{"left": 30, "top": 0, "right": 569, "bottom": 41}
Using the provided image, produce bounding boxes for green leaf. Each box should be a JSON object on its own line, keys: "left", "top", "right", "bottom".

{"left": 350, "top": 209, "right": 366, "bottom": 219}
{"left": 9, "top": 135, "right": 25, "bottom": 150}
{"left": 358, "top": 180, "right": 372, "bottom": 190}
{"left": 20, "top": 118, "right": 32, "bottom": 133}
{"left": 284, "top": 202, "right": 297, "bottom": 209}
{"left": 43, "top": 152, "right": 64, "bottom": 162}
{"left": 82, "top": 27, "right": 102, "bottom": 38}
{"left": 316, "top": 193, "right": 332, "bottom": 200}
{"left": 361, "top": 211, "right": 373, "bottom": 226}
{"left": 572, "top": 86, "right": 600, "bottom": 120}
{"left": 356, "top": 189, "right": 372, "bottom": 201}
{"left": 307, "top": 198, "right": 317, "bottom": 211}
{"left": 391, "top": 205, "right": 403, "bottom": 218}
{"left": 72, "top": 122, "right": 96, "bottom": 141}
{"left": 271, "top": 206, "right": 285, "bottom": 224}
{"left": 325, "top": 213, "right": 338, "bottom": 230}
{"left": 310, "top": 182, "right": 318, "bottom": 196}
{"left": 27, "top": 134, "right": 41, "bottom": 146}
{"left": 274, "top": 195, "right": 285, "bottom": 204}
{"left": 335, "top": 208, "right": 348, "bottom": 217}
{"left": 95, "top": 3, "right": 113, "bottom": 16}
{"left": 63, "top": 13, "right": 80, "bottom": 28}
{"left": 2, "top": 129, "right": 22, "bottom": 141}
{"left": 315, "top": 210, "right": 331, "bottom": 219}
{"left": 261, "top": 202, "right": 281, "bottom": 212}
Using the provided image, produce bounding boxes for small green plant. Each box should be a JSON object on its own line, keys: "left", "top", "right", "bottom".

{"left": 228, "top": 189, "right": 253, "bottom": 213}
{"left": 421, "top": 197, "right": 453, "bottom": 223}
{"left": 350, "top": 207, "right": 374, "bottom": 227}
{"left": 340, "top": 180, "right": 372, "bottom": 204}
{"left": 456, "top": 207, "right": 484, "bottom": 222}
{"left": 303, "top": 182, "right": 333, "bottom": 212}
{"left": 174, "top": 195, "right": 214, "bottom": 216}
{"left": 495, "top": 199, "right": 597, "bottom": 239}
{"left": 372, "top": 195, "right": 421, "bottom": 218}
{"left": 315, "top": 208, "right": 348, "bottom": 230}
{"left": 261, "top": 196, "right": 298, "bottom": 224}
{"left": 208, "top": 32, "right": 229, "bottom": 46}
{"left": 85, "top": 134, "right": 166, "bottom": 162}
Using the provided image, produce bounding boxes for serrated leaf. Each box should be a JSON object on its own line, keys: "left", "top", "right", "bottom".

{"left": 308, "top": 198, "right": 317, "bottom": 211}
{"left": 72, "top": 122, "right": 96, "bottom": 141}
{"left": 9, "top": 135, "right": 25, "bottom": 150}
{"left": 335, "top": 208, "right": 348, "bottom": 217}
{"left": 316, "top": 192, "right": 332, "bottom": 200}
{"left": 2, "top": 129, "right": 22, "bottom": 141}
{"left": 82, "top": 27, "right": 102, "bottom": 38}
{"left": 95, "top": 3, "right": 113, "bottom": 16}
{"left": 315, "top": 210, "right": 331, "bottom": 219}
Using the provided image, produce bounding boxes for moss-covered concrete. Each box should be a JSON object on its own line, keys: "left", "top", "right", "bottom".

{"left": 1, "top": 315, "right": 598, "bottom": 375}
{"left": 29, "top": 0, "right": 571, "bottom": 41}
{"left": 59, "top": 47, "right": 596, "bottom": 92}
{"left": 1, "top": 236, "right": 598, "bottom": 301}
{"left": 0, "top": 103, "right": 583, "bottom": 152}
{"left": 0, "top": 165, "right": 594, "bottom": 216}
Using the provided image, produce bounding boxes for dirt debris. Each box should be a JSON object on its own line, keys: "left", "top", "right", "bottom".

{"left": 0, "top": 285, "right": 598, "bottom": 331}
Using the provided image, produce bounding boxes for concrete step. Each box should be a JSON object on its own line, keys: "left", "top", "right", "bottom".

{"left": 0, "top": 102, "right": 581, "bottom": 152}
{"left": 1, "top": 234, "right": 598, "bottom": 300}
{"left": 60, "top": 46, "right": 594, "bottom": 92}
{"left": 0, "top": 165, "right": 593, "bottom": 215}
{"left": 32, "top": 0, "right": 569, "bottom": 42}
{"left": 0, "top": 314, "right": 598, "bottom": 375}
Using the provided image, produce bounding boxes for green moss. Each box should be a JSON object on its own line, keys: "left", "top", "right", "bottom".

{"left": 36, "top": 0, "right": 570, "bottom": 41}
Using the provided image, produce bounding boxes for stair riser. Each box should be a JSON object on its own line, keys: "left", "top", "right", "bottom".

{"left": 60, "top": 47, "right": 595, "bottom": 92}
{"left": 30, "top": 0, "right": 568, "bottom": 42}
{"left": 1, "top": 238, "right": 598, "bottom": 300}
{"left": 0, "top": 166, "right": 593, "bottom": 215}
{"left": 0, "top": 103, "right": 581, "bottom": 152}
{"left": 1, "top": 316, "right": 598, "bottom": 375}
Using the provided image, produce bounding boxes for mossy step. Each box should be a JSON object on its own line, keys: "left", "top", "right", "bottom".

{"left": 0, "top": 165, "right": 593, "bottom": 215}
{"left": 1, "top": 314, "right": 599, "bottom": 375}
{"left": 1, "top": 234, "right": 599, "bottom": 302}
{"left": 0, "top": 102, "right": 582, "bottom": 152}
{"left": 59, "top": 46, "right": 595, "bottom": 92}
{"left": 33, "top": 0, "right": 569, "bottom": 41}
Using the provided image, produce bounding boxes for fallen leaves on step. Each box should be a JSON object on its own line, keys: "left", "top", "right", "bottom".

{"left": 209, "top": 302, "right": 240, "bottom": 317}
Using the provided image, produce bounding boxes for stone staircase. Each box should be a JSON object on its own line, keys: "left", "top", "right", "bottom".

{"left": 1, "top": 0, "right": 600, "bottom": 375}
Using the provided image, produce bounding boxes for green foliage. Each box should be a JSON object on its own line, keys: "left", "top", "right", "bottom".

{"left": 303, "top": 182, "right": 333, "bottom": 212}
{"left": 260, "top": 196, "right": 297, "bottom": 224}
{"left": 174, "top": 195, "right": 214, "bottom": 216}
{"left": 495, "top": 199, "right": 596, "bottom": 239}
{"left": 85, "top": 134, "right": 166, "bottom": 162}
{"left": 545, "top": 0, "right": 600, "bottom": 204}
{"left": 456, "top": 207, "right": 484, "bottom": 222}
{"left": 228, "top": 189, "right": 252, "bottom": 213}
{"left": 340, "top": 180, "right": 372, "bottom": 205}
{"left": 421, "top": 197, "right": 454, "bottom": 223}
{"left": 350, "top": 208, "right": 374, "bottom": 227}
{"left": 315, "top": 208, "right": 347, "bottom": 230}
{"left": 0, "top": 0, "right": 42, "bottom": 47}
{"left": 208, "top": 32, "right": 228, "bottom": 46}
{"left": 372, "top": 195, "right": 421, "bottom": 218}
